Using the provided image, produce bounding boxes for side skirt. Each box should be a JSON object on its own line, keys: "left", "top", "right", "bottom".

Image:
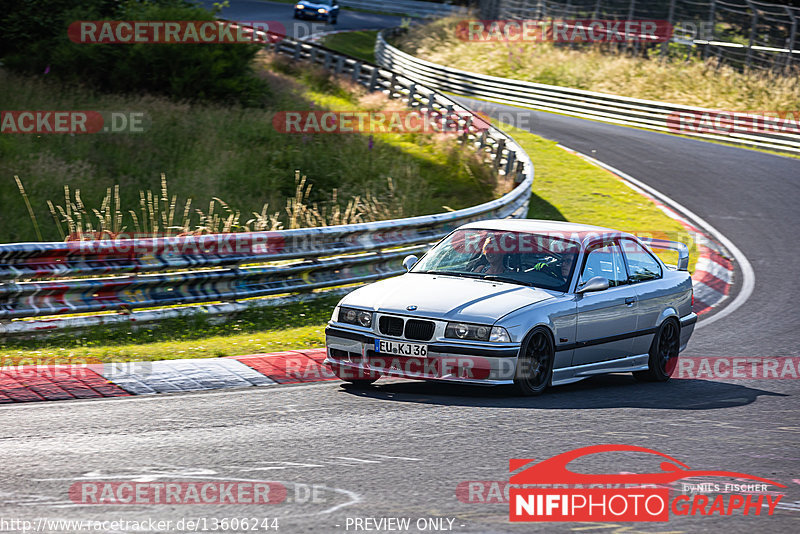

{"left": 552, "top": 354, "right": 650, "bottom": 386}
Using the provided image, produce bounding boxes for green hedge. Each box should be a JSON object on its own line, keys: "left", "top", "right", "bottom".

{"left": 0, "top": 0, "right": 269, "bottom": 106}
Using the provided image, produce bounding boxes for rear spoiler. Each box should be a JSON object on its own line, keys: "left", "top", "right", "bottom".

{"left": 638, "top": 237, "right": 689, "bottom": 271}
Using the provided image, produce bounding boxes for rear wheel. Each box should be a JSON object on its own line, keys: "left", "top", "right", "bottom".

{"left": 341, "top": 378, "right": 378, "bottom": 387}
{"left": 634, "top": 318, "right": 680, "bottom": 382}
{"left": 513, "top": 327, "right": 554, "bottom": 396}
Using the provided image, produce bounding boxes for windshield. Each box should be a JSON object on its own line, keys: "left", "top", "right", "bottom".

{"left": 412, "top": 229, "right": 581, "bottom": 292}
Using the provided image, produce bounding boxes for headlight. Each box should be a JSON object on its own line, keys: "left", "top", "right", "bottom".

{"left": 338, "top": 307, "right": 372, "bottom": 328}
{"left": 445, "top": 322, "right": 510, "bottom": 342}
{"left": 489, "top": 326, "right": 511, "bottom": 343}
{"left": 318, "top": 8, "right": 327, "bottom": 13}
{"left": 296, "top": 4, "right": 304, "bottom": 9}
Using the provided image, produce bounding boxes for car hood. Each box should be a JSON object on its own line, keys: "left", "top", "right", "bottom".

{"left": 340, "top": 273, "right": 556, "bottom": 324}
{"left": 298, "top": 1, "right": 332, "bottom": 7}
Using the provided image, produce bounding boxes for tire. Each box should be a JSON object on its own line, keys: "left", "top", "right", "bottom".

{"left": 331, "top": 15, "right": 338, "bottom": 24}
{"left": 513, "top": 327, "right": 554, "bottom": 396}
{"left": 634, "top": 318, "right": 680, "bottom": 382}
{"left": 341, "top": 378, "right": 378, "bottom": 387}
{"left": 329, "top": 361, "right": 380, "bottom": 385}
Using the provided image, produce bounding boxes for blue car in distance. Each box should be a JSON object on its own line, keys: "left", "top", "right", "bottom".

{"left": 294, "top": 0, "right": 340, "bottom": 24}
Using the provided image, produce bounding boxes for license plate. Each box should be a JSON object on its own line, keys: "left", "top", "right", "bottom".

{"left": 374, "top": 339, "right": 428, "bottom": 357}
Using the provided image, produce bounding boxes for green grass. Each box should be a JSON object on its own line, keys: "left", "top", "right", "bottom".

{"left": 0, "top": 123, "right": 698, "bottom": 365}
{"left": 321, "top": 30, "right": 379, "bottom": 63}
{"left": 0, "top": 296, "right": 338, "bottom": 365}
{"left": 0, "top": 54, "right": 494, "bottom": 242}
{"left": 503, "top": 122, "right": 697, "bottom": 270}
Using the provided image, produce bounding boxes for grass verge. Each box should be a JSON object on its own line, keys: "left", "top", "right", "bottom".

{"left": 395, "top": 17, "right": 800, "bottom": 111}
{"left": 321, "top": 30, "right": 379, "bottom": 63}
{"left": 1, "top": 52, "right": 495, "bottom": 242}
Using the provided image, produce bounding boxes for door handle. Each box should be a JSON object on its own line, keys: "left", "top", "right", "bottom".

{"left": 625, "top": 297, "right": 636, "bottom": 306}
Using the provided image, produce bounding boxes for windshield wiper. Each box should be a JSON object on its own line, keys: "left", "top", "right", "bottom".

{"left": 482, "top": 275, "right": 533, "bottom": 286}
{"left": 418, "top": 270, "right": 483, "bottom": 279}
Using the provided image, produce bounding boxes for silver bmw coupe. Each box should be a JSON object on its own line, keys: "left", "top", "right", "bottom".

{"left": 325, "top": 219, "right": 696, "bottom": 395}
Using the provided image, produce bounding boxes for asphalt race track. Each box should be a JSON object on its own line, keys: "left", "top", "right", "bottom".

{"left": 1, "top": 3, "right": 798, "bottom": 533}
{"left": 200, "top": 0, "right": 405, "bottom": 39}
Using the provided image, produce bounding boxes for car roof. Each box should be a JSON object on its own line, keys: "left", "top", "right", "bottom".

{"left": 458, "top": 219, "right": 635, "bottom": 246}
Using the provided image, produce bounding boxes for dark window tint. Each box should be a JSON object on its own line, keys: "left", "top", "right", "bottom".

{"left": 622, "top": 240, "right": 662, "bottom": 282}
{"left": 580, "top": 242, "right": 627, "bottom": 287}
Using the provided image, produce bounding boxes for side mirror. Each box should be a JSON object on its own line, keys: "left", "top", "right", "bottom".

{"left": 576, "top": 276, "right": 609, "bottom": 294}
{"left": 402, "top": 255, "right": 419, "bottom": 272}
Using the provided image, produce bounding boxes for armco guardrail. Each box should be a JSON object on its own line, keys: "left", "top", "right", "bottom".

{"left": 0, "top": 36, "right": 533, "bottom": 336}
{"left": 340, "top": 0, "right": 466, "bottom": 18}
{"left": 376, "top": 29, "right": 800, "bottom": 154}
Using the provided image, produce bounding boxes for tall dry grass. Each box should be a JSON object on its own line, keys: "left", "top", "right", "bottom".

{"left": 16, "top": 171, "right": 407, "bottom": 241}
{"left": 3, "top": 51, "right": 498, "bottom": 242}
{"left": 397, "top": 17, "right": 800, "bottom": 111}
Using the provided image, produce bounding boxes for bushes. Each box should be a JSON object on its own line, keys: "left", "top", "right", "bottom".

{"left": 0, "top": 0, "right": 269, "bottom": 106}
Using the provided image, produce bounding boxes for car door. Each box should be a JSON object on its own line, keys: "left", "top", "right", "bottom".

{"left": 572, "top": 239, "right": 639, "bottom": 366}
{"left": 620, "top": 238, "right": 665, "bottom": 355}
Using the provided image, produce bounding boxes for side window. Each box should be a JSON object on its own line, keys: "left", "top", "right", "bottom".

{"left": 580, "top": 242, "right": 627, "bottom": 287}
{"left": 622, "top": 240, "right": 662, "bottom": 283}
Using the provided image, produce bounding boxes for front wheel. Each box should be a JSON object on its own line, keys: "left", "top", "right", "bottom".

{"left": 513, "top": 327, "right": 554, "bottom": 396}
{"left": 634, "top": 318, "right": 680, "bottom": 382}
{"left": 328, "top": 361, "right": 380, "bottom": 385}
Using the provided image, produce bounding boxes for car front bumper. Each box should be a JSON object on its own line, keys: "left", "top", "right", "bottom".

{"left": 296, "top": 9, "right": 331, "bottom": 19}
{"left": 324, "top": 325, "right": 520, "bottom": 385}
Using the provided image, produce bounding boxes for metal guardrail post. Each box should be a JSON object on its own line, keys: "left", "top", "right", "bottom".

{"left": 505, "top": 150, "right": 516, "bottom": 176}
{"left": 704, "top": 0, "right": 717, "bottom": 61}
{"left": 787, "top": 8, "right": 797, "bottom": 69}
{"left": 661, "top": 0, "right": 677, "bottom": 58}
{"left": 324, "top": 50, "right": 332, "bottom": 70}
{"left": 334, "top": 56, "right": 344, "bottom": 75}
{"left": 352, "top": 61, "right": 362, "bottom": 82}
{"left": 745, "top": 0, "right": 758, "bottom": 69}
{"left": 494, "top": 139, "right": 506, "bottom": 170}
{"left": 367, "top": 67, "right": 379, "bottom": 91}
